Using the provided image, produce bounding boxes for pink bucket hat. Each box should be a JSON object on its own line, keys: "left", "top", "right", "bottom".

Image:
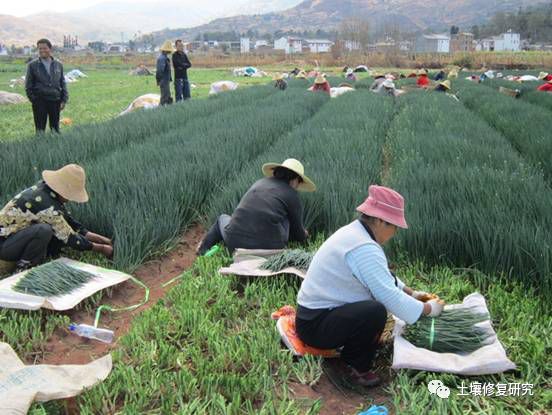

{"left": 356, "top": 185, "right": 408, "bottom": 229}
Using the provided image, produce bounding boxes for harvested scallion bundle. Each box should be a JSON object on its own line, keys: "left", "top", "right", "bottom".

{"left": 14, "top": 262, "right": 96, "bottom": 297}
{"left": 403, "top": 309, "right": 491, "bottom": 353}
{"left": 261, "top": 249, "right": 314, "bottom": 272}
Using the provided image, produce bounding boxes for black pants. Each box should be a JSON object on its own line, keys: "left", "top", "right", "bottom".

{"left": 197, "top": 214, "right": 231, "bottom": 255}
{"left": 295, "top": 301, "right": 387, "bottom": 372}
{"left": 32, "top": 99, "right": 61, "bottom": 133}
{"left": 159, "top": 80, "right": 173, "bottom": 105}
{"left": 0, "top": 224, "right": 55, "bottom": 265}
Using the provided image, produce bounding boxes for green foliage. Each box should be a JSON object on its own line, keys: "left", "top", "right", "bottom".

{"left": 483, "top": 78, "right": 552, "bottom": 113}
{"left": 261, "top": 249, "right": 315, "bottom": 272}
{"left": 14, "top": 262, "right": 96, "bottom": 297}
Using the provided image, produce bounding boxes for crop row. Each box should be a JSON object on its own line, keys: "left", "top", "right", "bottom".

{"left": 482, "top": 78, "right": 552, "bottom": 113}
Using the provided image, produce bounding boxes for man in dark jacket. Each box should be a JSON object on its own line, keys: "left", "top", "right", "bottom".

{"left": 172, "top": 40, "right": 192, "bottom": 101}
{"left": 196, "top": 159, "right": 316, "bottom": 255}
{"left": 25, "top": 38, "right": 68, "bottom": 134}
{"left": 156, "top": 40, "right": 174, "bottom": 105}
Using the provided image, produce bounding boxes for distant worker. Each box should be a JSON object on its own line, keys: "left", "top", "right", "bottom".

{"left": 274, "top": 74, "right": 288, "bottom": 90}
{"left": 537, "top": 80, "right": 552, "bottom": 92}
{"left": 156, "top": 40, "right": 175, "bottom": 105}
{"left": 0, "top": 164, "right": 113, "bottom": 273}
{"left": 172, "top": 39, "right": 192, "bottom": 102}
{"left": 312, "top": 76, "right": 331, "bottom": 94}
{"left": 416, "top": 70, "right": 430, "bottom": 88}
{"left": 434, "top": 80, "right": 459, "bottom": 101}
{"left": 345, "top": 68, "right": 357, "bottom": 82}
{"left": 197, "top": 159, "right": 315, "bottom": 255}
{"left": 290, "top": 67, "right": 301, "bottom": 76}
{"left": 434, "top": 70, "right": 446, "bottom": 81}
{"left": 538, "top": 72, "right": 552, "bottom": 82}
{"left": 25, "top": 38, "right": 68, "bottom": 134}
{"left": 369, "top": 74, "right": 386, "bottom": 93}
{"left": 378, "top": 80, "right": 399, "bottom": 97}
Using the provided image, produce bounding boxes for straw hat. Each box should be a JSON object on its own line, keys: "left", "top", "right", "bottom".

{"left": 382, "top": 79, "right": 395, "bottom": 89}
{"left": 356, "top": 185, "right": 408, "bottom": 229}
{"left": 273, "top": 73, "right": 285, "bottom": 81}
{"left": 439, "top": 80, "right": 451, "bottom": 90}
{"left": 296, "top": 71, "right": 307, "bottom": 79}
{"left": 160, "top": 40, "right": 175, "bottom": 53}
{"left": 42, "top": 164, "right": 88, "bottom": 203}
{"left": 372, "top": 73, "right": 385, "bottom": 79}
{"left": 314, "top": 75, "right": 327, "bottom": 85}
{"left": 538, "top": 72, "right": 549, "bottom": 80}
{"left": 262, "top": 158, "right": 316, "bottom": 192}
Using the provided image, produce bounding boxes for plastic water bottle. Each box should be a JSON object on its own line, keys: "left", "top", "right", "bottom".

{"left": 69, "top": 323, "right": 114, "bottom": 343}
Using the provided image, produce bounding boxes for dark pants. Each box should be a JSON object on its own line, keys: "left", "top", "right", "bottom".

{"left": 175, "top": 78, "right": 191, "bottom": 101}
{"left": 32, "top": 99, "right": 61, "bottom": 133}
{"left": 0, "top": 224, "right": 55, "bottom": 265}
{"left": 197, "top": 214, "right": 231, "bottom": 255}
{"left": 159, "top": 80, "right": 173, "bottom": 105}
{"left": 296, "top": 301, "right": 387, "bottom": 372}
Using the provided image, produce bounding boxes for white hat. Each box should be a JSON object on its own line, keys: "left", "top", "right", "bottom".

{"left": 382, "top": 80, "right": 395, "bottom": 89}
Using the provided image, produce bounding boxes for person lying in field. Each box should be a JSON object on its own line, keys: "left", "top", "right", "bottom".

{"left": 196, "top": 159, "right": 315, "bottom": 255}
{"left": 0, "top": 164, "right": 113, "bottom": 273}
{"left": 295, "top": 185, "right": 444, "bottom": 387}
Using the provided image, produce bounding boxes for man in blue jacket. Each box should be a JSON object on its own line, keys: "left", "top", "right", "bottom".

{"left": 156, "top": 41, "right": 175, "bottom": 105}
{"left": 25, "top": 38, "right": 68, "bottom": 134}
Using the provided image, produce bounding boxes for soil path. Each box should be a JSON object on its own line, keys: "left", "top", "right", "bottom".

{"left": 39, "top": 225, "right": 203, "bottom": 366}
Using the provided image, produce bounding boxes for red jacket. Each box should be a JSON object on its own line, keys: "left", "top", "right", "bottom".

{"left": 544, "top": 74, "right": 552, "bottom": 81}
{"left": 537, "top": 83, "right": 552, "bottom": 92}
{"left": 417, "top": 74, "right": 430, "bottom": 87}
{"left": 313, "top": 82, "right": 331, "bottom": 94}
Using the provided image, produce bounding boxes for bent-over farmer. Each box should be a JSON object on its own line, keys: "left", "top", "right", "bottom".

{"left": 25, "top": 38, "right": 68, "bottom": 134}
{"left": 197, "top": 159, "right": 315, "bottom": 255}
{"left": 295, "top": 185, "right": 444, "bottom": 387}
{"left": 0, "top": 164, "right": 113, "bottom": 273}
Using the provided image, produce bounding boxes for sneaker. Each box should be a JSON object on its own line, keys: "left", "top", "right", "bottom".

{"left": 350, "top": 368, "right": 382, "bottom": 387}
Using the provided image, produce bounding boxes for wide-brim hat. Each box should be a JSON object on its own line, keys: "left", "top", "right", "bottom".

{"left": 382, "top": 79, "right": 395, "bottom": 88}
{"left": 356, "top": 185, "right": 408, "bottom": 229}
{"left": 372, "top": 73, "right": 384, "bottom": 79}
{"left": 262, "top": 158, "right": 316, "bottom": 192}
{"left": 296, "top": 71, "right": 307, "bottom": 79}
{"left": 439, "top": 80, "right": 451, "bottom": 90}
{"left": 42, "top": 164, "right": 89, "bottom": 203}
{"left": 314, "top": 75, "right": 327, "bottom": 85}
{"left": 538, "top": 72, "right": 549, "bottom": 80}
{"left": 273, "top": 73, "right": 284, "bottom": 81}
{"left": 160, "top": 40, "right": 175, "bottom": 53}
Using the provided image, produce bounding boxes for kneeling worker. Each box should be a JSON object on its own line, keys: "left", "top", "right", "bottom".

{"left": 197, "top": 159, "right": 315, "bottom": 255}
{"left": 0, "top": 164, "right": 113, "bottom": 272}
{"left": 295, "top": 185, "right": 443, "bottom": 387}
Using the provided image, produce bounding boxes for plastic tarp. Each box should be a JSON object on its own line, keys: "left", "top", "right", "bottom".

{"left": 0, "top": 342, "right": 111, "bottom": 415}
{"left": 392, "top": 293, "right": 516, "bottom": 375}
{"left": 218, "top": 249, "right": 306, "bottom": 279}
{"left": 0, "top": 257, "right": 131, "bottom": 311}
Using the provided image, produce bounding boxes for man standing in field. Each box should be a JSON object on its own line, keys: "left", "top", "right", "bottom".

{"left": 172, "top": 40, "right": 192, "bottom": 102}
{"left": 25, "top": 38, "right": 68, "bottom": 134}
{"left": 156, "top": 41, "right": 175, "bottom": 105}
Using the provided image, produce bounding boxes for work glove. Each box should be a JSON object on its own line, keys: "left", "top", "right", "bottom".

{"left": 427, "top": 299, "right": 445, "bottom": 317}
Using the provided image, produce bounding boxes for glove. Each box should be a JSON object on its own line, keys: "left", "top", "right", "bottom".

{"left": 427, "top": 299, "right": 445, "bottom": 317}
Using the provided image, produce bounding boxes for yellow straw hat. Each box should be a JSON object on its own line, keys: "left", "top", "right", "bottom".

{"left": 42, "top": 164, "right": 89, "bottom": 203}
{"left": 273, "top": 73, "right": 284, "bottom": 81}
{"left": 439, "top": 80, "right": 451, "bottom": 90}
{"left": 314, "top": 75, "right": 327, "bottom": 85}
{"left": 538, "top": 72, "right": 549, "bottom": 80}
{"left": 296, "top": 71, "right": 307, "bottom": 79}
{"left": 262, "top": 158, "right": 316, "bottom": 192}
{"left": 160, "top": 40, "right": 175, "bottom": 53}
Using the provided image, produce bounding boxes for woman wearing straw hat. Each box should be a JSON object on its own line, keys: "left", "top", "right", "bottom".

{"left": 311, "top": 75, "right": 331, "bottom": 94}
{"left": 295, "top": 185, "right": 444, "bottom": 387}
{"left": 197, "top": 159, "right": 315, "bottom": 255}
{"left": 0, "top": 164, "right": 113, "bottom": 272}
{"left": 156, "top": 40, "right": 175, "bottom": 105}
{"left": 434, "top": 80, "right": 451, "bottom": 92}
{"left": 273, "top": 74, "right": 288, "bottom": 91}
{"left": 416, "top": 69, "right": 430, "bottom": 88}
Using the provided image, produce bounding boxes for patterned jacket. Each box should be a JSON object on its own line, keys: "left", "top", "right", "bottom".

{"left": 0, "top": 181, "right": 92, "bottom": 251}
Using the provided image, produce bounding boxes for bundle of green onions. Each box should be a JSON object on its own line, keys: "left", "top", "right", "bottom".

{"left": 261, "top": 249, "right": 314, "bottom": 272}
{"left": 14, "top": 262, "right": 96, "bottom": 297}
{"left": 403, "top": 309, "right": 491, "bottom": 353}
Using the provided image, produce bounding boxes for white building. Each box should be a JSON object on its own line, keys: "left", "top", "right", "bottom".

{"left": 343, "top": 40, "right": 362, "bottom": 51}
{"left": 494, "top": 30, "right": 521, "bottom": 52}
{"left": 0, "top": 44, "right": 8, "bottom": 56}
{"left": 255, "top": 40, "right": 269, "bottom": 49}
{"left": 305, "top": 39, "right": 334, "bottom": 53}
{"left": 107, "top": 43, "right": 128, "bottom": 53}
{"left": 274, "top": 36, "right": 303, "bottom": 54}
{"left": 414, "top": 34, "right": 450, "bottom": 53}
{"left": 240, "top": 37, "right": 250, "bottom": 54}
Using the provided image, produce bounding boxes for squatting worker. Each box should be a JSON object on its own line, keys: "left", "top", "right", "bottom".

{"left": 274, "top": 74, "right": 288, "bottom": 91}
{"left": 0, "top": 164, "right": 113, "bottom": 273}
{"left": 295, "top": 185, "right": 444, "bottom": 387}
{"left": 173, "top": 39, "right": 192, "bottom": 101}
{"left": 25, "top": 38, "right": 68, "bottom": 134}
{"left": 156, "top": 40, "right": 175, "bottom": 105}
{"left": 197, "top": 159, "right": 315, "bottom": 255}
{"left": 311, "top": 76, "right": 331, "bottom": 94}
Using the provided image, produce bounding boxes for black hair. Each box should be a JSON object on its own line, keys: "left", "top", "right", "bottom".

{"left": 37, "top": 38, "right": 52, "bottom": 49}
{"left": 360, "top": 214, "right": 395, "bottom": 227}
{"left": 273, "top": 166, "right": 303, "bottom": 184}
{"left": 175, "top": 39, "right": 183, "bottom": 46}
